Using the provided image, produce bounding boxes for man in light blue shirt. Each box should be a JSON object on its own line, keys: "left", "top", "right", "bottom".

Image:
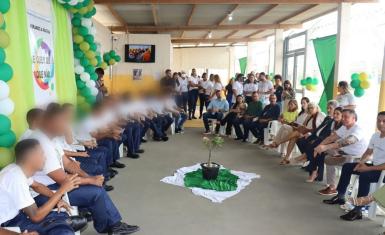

{"left": 203, "top": 90, "right": 229, "bottom": 134}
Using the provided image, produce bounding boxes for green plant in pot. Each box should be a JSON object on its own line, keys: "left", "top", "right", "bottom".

{"left": 201, "top": 136, "right": 224, "bottom": 180}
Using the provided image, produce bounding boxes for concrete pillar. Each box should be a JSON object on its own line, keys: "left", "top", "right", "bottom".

{"left": 379, "top": 45, "right": 385, "bottom": 112}
{"left": 334, "top": 2, "right": 352, "bottom": 97}
{"left": 274, "top": 29, "right": 284, "bottom": 75}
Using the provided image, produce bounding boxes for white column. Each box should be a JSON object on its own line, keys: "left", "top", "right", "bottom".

{"left": 379, "top": 45, "right": 385, "bottom": 112}
{"left": 334, "top": 2, "right": 352, "bottom": 97}
{"left": 274, "top": 29, "right": 284, "bottom": 75}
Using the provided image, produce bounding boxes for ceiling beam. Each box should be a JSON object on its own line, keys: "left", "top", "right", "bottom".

{"left": 151, "top": 4, "right": 159, "bottom": 26}
{"left": 111, "top": 23, "right": 301, "bottom": 32}
{"left": 217, "top": 4, "right": 239, "bottom": 25}
{"left": 172, "top": 38, "right": 265, "bottom": 44}
{"left": 95, "top": 0, "right": 377, "bottom": 4}
{"left": 278, "top": 4, "right": 319, "bottom": 23}
{"left": 105, "top": 4, "right": 127, "bottom": 27}
{"left": 181, "top": 4, "right": 196, "bottom": 38}
{"left": 225, "top": 4, "right": 278, "bottom": 39}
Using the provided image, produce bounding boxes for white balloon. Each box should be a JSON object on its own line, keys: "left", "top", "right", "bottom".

{"left": 86, "top": 80, "right": 96, "bottom": 87}
{"left": 0, "top": 81, "right": 10, "bottom": 100}
{"left": 0, "top": 98, "right": 14, "bottom": 116}
{"left": 90, "top": 27, "right": 96, "bottom": 36}
{"left": 90, "top": 87, "right": 98, "bottom": 96}
{"left": 80, "top": 72, "right": 90, "bottom": 82}
{"left": 75, "top": 65, "right": 84, "bottom": 75}
{"left": 74, "top": 58, "right": 80, "bottom": 66}
{"left": 82, "top": 19, "right": 92, "bottom": 28}
{"left": 58, "top": 0, "right": 66, "bottom": 4}
{"left": 68, "top": 0, "right": 78, "bottom": 6}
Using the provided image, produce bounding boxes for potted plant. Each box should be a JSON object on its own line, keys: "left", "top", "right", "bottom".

{"left": 201, "top": 136, "right": 224, "bottom": 180}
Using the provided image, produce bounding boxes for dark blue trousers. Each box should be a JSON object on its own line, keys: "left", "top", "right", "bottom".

{"left": 174, "top": 112, "right": 187, "bottom": 131}
{"left": 233, "top": 117, "right": 246, "bottom": 139}
{"left": 2, "top": 212, "right": 74, "bottom": 235}
{"left": 337, "top": 163, "right": 383, "bottom": 204}
{"left": 199, "top": 94, "right": 210, "bottom": 116}
{"left": 188, "top": 89, "right": 199, "bottom": 116}
{"left": 300, "top": 136, "right": 325, "bottom": 179}
{"left": 98, "top": 138, "right": 120, "bottom": 164}
{"left": 203, "top": 112, "right": 223, "bottom": 132}
{"left": 147, "top": 118, "right": 165, "bottom": 138}
{"left": 34, "top": 184, "right": 122, "bottom": 233}
{"left": 243, "top": 120, "right": 266, "bottom": 141}
{"left": 123, "top": 122, "right": 142, "bottom": 154}
{"left": 75, "top": 146, "right": 109, "bottom": 178}
{"left": 154, "top": 115, "right": 173, "bottom": 135}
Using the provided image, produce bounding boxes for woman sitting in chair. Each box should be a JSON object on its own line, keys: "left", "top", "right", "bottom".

{"left": 269, "top": 101, "right": 326, "bottom": 165}
{"left": 220, "top": 95, "right": 247, "bottom": 136}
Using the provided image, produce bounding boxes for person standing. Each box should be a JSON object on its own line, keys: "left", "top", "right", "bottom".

{"left": 243, "top": 73, "right": 258, "bottom": 104}
{"left": 211, "top": 74, "right": 224, "bottom": 99}
{"left": 336, "top": 81, "right": 356, "bottom": 109}
{"left": 232, "top": 74, "right": 244, "bottom": 107}
{"left": 95, "top": 68, "right": 108, "bottom": 102}
{"left": 188, "top": 68, "right": 200, "bottom": 120}
{"left": 177, "top": 72, "right": 189, "bottom": 112}
{"left": 257, "top": 72, "right": 274, "bottom": 107}
{"left": 198, "top": 73, "right": 213, "bottom": 119}
{"left": 159, "top": 69, "right": 175, "bottom": 93}
{"left": 274, "top": 75, "right": 284, "bottom": 112}
{"left": 281, "top": 80, "right": 296, "bottom": 112}
{"left": 225, "top": 79, "right": 234, "bottom": 106}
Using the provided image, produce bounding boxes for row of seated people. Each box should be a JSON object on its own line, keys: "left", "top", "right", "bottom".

{"left": 202, "top": 87, "right": 385, "bottom": 223}
{"left": 0, "top": 92, "right": 187, "bottom": 235}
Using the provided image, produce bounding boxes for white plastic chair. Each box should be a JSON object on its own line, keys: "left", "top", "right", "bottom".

{"left": 4, "top": 227, "right": 21, "bottom": 233}
{"left": 368, "top": 170, "right": 385, "bottom": 226}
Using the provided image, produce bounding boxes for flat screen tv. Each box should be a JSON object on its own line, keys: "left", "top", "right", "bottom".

{"left": 125, "top": 44, "right": 155, "bottom": 63}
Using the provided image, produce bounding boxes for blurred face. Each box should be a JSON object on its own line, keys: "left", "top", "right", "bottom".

{"left": 377, "top": 114, "right": 385, "bottom": 133}
{"left": 28, "top": 145, "right": 45, "bottom": 171}
{"left": 269, "top": 95, "right": 277, "bottom": 104}
{"left": 342, "top": 111, "right": 356, "bottom": 127}
{"left": 63, "top": 107, "right": 75, "bottom": 123}
{"left": 166, "top": 70, "right": 172, "bottom": 77}
{"left": 192, "top": 69, "right": 196, "bottom": 76}
{"left": 284, "top": 82, "right": 291, "bottom": 89}
{"left": 307, "top": 105, "right": 317, "bottom": 115}
{"left": 337, "top": 85, "right": 343, "bottom": 94}
{"left": 249, "top": 75, "right": 255, "bottom": 83}
{"left": 202, "top": 74, "right": 207, "bottom": 81}
{"left": 236, "top": 96, "right": 243, "bottom": 103}
{"left": 333, "top": 110, "right": 343, "bottom": 122}
{"left": 252, "top": 93, "right": 259, "bottom": 102}
{"left": 275, "top": 78, "right": 282, "bottom": 85}
{"left": 288, "top": 101, "right": 296, "bottom": 111}
{"left": 327, "top": 105, "right": 335, "bottom": 116}
{"left": 51, "top": 113, "right": 68, "bottom": 136}
{"left": 301, "top": 99, "right": 308, "bottom": 110}
{"left": 215, "top": 90, "right": 221, "bottom": 99}
{"left": 259, "top": 74, "right": 266, "bottom": 81}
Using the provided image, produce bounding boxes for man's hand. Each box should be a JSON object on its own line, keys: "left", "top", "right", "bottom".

{"left": 60, "top": 174, "right": 80, "bottom": 193}
{"left": 56, "top": 199, "right": 72, "bottom": 214}
{"left": 354, "top": 162, "right": 371, "bottom": 172}
{"left": 90, "top": 175, "right": 104, "bottom": 187}
{"left": 77, "top": 151, "right": 89, "bottom": 157}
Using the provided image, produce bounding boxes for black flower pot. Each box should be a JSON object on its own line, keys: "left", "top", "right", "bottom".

{"left": 201, "top": 162, "right": 220, "bottom": 180}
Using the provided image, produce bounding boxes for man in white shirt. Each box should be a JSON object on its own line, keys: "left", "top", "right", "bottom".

{"left": 314, "top": 109, "right": 368, "bottom": 196}
{"left": 243, "top": 73, "right": 258, "bottom": 104}
{"left": 198, "top": 73, "right": 213, "bottom": 119}
{"left": 323, "top": 111, "right": 385, "bottom": 221}
{"left": 0, "top": 139, "right": 85, "bottom": 235}
{"left": 19, "top": 108, "right": 44, "bottom": 141}
{"left": 177, "top": 72, "right": 189, "bottom": 112}
{"left": 203, "top": 90, "right": 229, "bottom": 134}
{"left": 188, "top": 68, "right": 200, "bottom": 119}
{"left": 257, "top": 72, "right": 274, "bottom": 107}
{"left": 31, "top": 105, "right": 140, "bottom": 234}
{"left": 232, "top": 74, "right": 244, "bottom": 106}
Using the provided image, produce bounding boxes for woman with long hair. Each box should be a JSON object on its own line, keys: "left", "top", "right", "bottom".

{"left": 225, "top": 78, "right": 234, "bottom": 106}
{"left": 243, "top": 73, "right": 258, "bottom": 104}
{"left": 211, "top": 74, "right": 224, "bottom": 99}
{"left": 336, "top": 81, "right": 356, "bottom": 109}
{"left": 281, "top": 80, "right": 296, "bottom": 112}
{"left": 220, "top": 95, "right": 246, "bottom": 136}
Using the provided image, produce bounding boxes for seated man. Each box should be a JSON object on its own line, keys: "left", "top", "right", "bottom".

{"left": 233, "top": 92, "right": 263, "bottom": 140}
{"left": 0, "top": 139, "right": 86, "bottom": 235}
{"left": 203, "top": 90, "right": 229, "bottom": 134}
{"left": 243, "top": 94, "right": 280, "bottom": 143}
{"left": 164, "top": 92, "right": 187, "bottom": 134}
{"left": 313, "top": 109, "right": 368, "bottom": 196}
{"left": 19, "top": 108, "right": 44, "bottom": 140}
{"left": 323, "top": 111, "right": 385, "bottom": 221}
{"left": 148, "top": 96, "right": 173, "bottom": 141}
{"left": 30, "top": 105, "right": 140, "bottom": 235}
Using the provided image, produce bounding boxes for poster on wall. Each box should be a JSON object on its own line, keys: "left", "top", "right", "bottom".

{"left": 27, "top": 6, "right": 56, "bottom": 107}
{"left": 133, "top": 69, "right": 143, "bottom": 80}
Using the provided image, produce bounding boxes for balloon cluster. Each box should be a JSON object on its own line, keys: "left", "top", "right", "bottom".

{"left": 57, "top": 0, "right": 100, "bottom": 109}
{"left": 0, "top": 0, "right": 15, "bottom": 167}
{"left": 300, "top": 77, "right": 319, "bottom": 92}
{"left": 350, "top": 72, "right": 370, "bottom": 97}
{"left": 102, "top": 50, "right": 121, "bottom": 68}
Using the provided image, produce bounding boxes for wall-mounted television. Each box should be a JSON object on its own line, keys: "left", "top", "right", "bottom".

{"left": 125, "top": 44, "right": 155, "bottom": 63}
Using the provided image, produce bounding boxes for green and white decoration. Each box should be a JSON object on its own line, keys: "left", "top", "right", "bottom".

{"left": 350, "top": 72, "right": 371, "bottom": 97}
{"left": 161, "top": 164, "right": 259, "bottom": 203}
{"left": 300, "top": 76, "right": 319, "bottom": 92}
{"left": 102, "top": 50, "right": 121, "bottom": 68}
{"left": 0, "top": 0, "right": 16, "bottom": 168}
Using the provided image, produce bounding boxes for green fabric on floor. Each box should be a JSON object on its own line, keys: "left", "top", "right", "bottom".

{"left": 184, "top": 169, "right": 239, "bottom": 191}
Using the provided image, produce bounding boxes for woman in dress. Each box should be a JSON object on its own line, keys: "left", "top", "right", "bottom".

{"left": 281, "top": 80, "right": 296, "bottom": 112}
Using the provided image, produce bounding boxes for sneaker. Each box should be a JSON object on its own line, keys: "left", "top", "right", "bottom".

{"left": 110, "top": 161, "right": 125, "bottom": 169}
{"left": 136, "top": 149, "right": 145, "bottom": 154}
{"left": 319, "top": 187, "right": 338, "bottom": 196}
{"left": 109, "top": 222, "right": 140, "bottom": 235}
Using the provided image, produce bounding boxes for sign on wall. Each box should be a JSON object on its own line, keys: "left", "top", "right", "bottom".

{"left": 27, "top": 6, "right": 56, "bottom": 107}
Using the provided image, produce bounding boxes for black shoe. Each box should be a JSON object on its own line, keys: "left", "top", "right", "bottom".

{"left": 199, "top": 115, "right": 202, "bottom": 119}
{"left": 109, "top": 168, "right": 118, "bottom": 176}
{"left": 153, "top": 137, "right": 162, "bottom": 141}
{"left": 67, "top": 215, "right": 88, "bottom": 232}
{"left": 127, "top": 153, "right": 140, "bottom": 159}
{"left": 136, "top": 149, "right": 145, "bottom": 154}
{"left": 111, "top": 161, "right": 125, "bottom": 169}
{"left": 109, "top": 222, "right": 140, "bottom": 235}
{"left": 78, "top": 210, "right": 93, "bottom": 222}
{"left": 188, "top": 117, "right": 192, "bottom": 120}
{"left": 340, "top": 209, "right": 362, "bottom": 221}
{"left": 162, "top": 136, "right": 169, "bottom": 141}
{"left": 141, "top": 138, "right": 147, "bottom": 143}
{"left": 323, "top": 195, "right": 345, "bottom": 205}
{"left": 104, "top": 184, "right": 114, "bottom": 191}
{"left": 192, "top": 116, "right": 197, "bottom": 119}
{"left": 242, "top": 139, "right": 247, "bottom": 143}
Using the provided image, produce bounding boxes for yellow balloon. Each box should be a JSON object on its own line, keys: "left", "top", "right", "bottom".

{"left": 305, "top": 84, "right": 312, "bottom": 91}
{"left": 73, "top": 35, "right": 84, "bottom": 44}
{"left": 85, "top": 51, "right": 95, "bottom": 59}
{"left": 0, "top": 30, "right": 10, "bottom": 48}
{"left": 101, "top": 62, "right": 108, "bottom": 70}
{"left": 109, "top": 59, "right": 116, "bottom": 65}
{"left": 0, "top": 147, "right": 14, "bottom": 168}
{"left": 70, "top": 8, "right": 78, "bottom": 14}
{"left": 359, "top": 72, "right": 368, "bottom": 81}
{"left": 0, "top": 13, "right": 4, "bottom": 28}
{"left": 90, "top": 58, "right": 98, "bottom": 66}
{"left": 72, "top": 27, "right": 79, "bottom": 35}
{"left": 79, "top": 7, "right": 88, "bottom": 15}
{"left": 360, "top": 80, "right": 370, "bottom": 89}
{"left": 79, "top": 42, "right": 90, "bottom": 52}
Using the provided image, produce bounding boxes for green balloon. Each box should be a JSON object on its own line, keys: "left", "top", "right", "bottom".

{"left": 78, "top": 26, "right": 88, "bottom": 36}
{"left": 85, "top": 65, "right": 94, "bottom": 73}
{"left": 80, "top": 87, "right": 91, "bottom": 97}
{"left": 305, "top": 77, "right": 312, "bottom": 84}
{"left": 110, "top": 50, "right": 116, "bottom": 57}
{"left": 103, "top": 54, "right": 111, "bottom": 62}
{"left": 84, "top": 35, "right": 94, "bottom": 43}
{"left": 300, "top": 79, "right": 306, "bottom": 86}
{"left": 0, "top": 63, "right": 13, "bottom": 82}
{"left": 0, "top": 131, "right": 16, "bottom": 148}
{"left": 115, "top": 55, "right": 121, "bottom": 62}
{"left": 0, "top": 115, "right": 11, "bottom": 135}
{"left": 90, "top": 72, "right": 98, "bottom": 80}
{"left": 354, "top": 88, "right": 365, "bottom": 97}
{"left": 0, "top": 48, "right": 5, "bottom": 63}
{"left": 76, "top": 79, "right": 86, "bottom": 89}
{"left": 350, "top": 79, "right": 361, "bottom": 89}
{"left": 351, "top": 73, "right": 359, "bottom": 80}
{"left": 89, "top": 43, "right": 97, "bottom": 51}
{"left": 80, "top": 58, "right": 89, "bottom": 67}
{"left": 311, "top": 78, "right": 319, "bottom": 85}
{"left": 86, "top": 95, "right": 96, "bottom": 104}
{"left": 0, "top": 21, "right": 5, "bottom": 30}
{"left": 71, "top": 17, "right": 81, "bottom": 27}
{"left": 74, "top": 50, "right": 84, "bottom": 59}
{"left": 0, "top": 0, "right": 10, "bottom": 14}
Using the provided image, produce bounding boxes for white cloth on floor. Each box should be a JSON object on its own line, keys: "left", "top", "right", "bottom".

{"left": 160, "top": 163, "right": 260, "bottom": 203}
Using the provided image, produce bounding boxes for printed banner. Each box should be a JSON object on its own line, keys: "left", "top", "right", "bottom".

{"left": 27, "top": 8, "right": 56, "bottom": 107}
